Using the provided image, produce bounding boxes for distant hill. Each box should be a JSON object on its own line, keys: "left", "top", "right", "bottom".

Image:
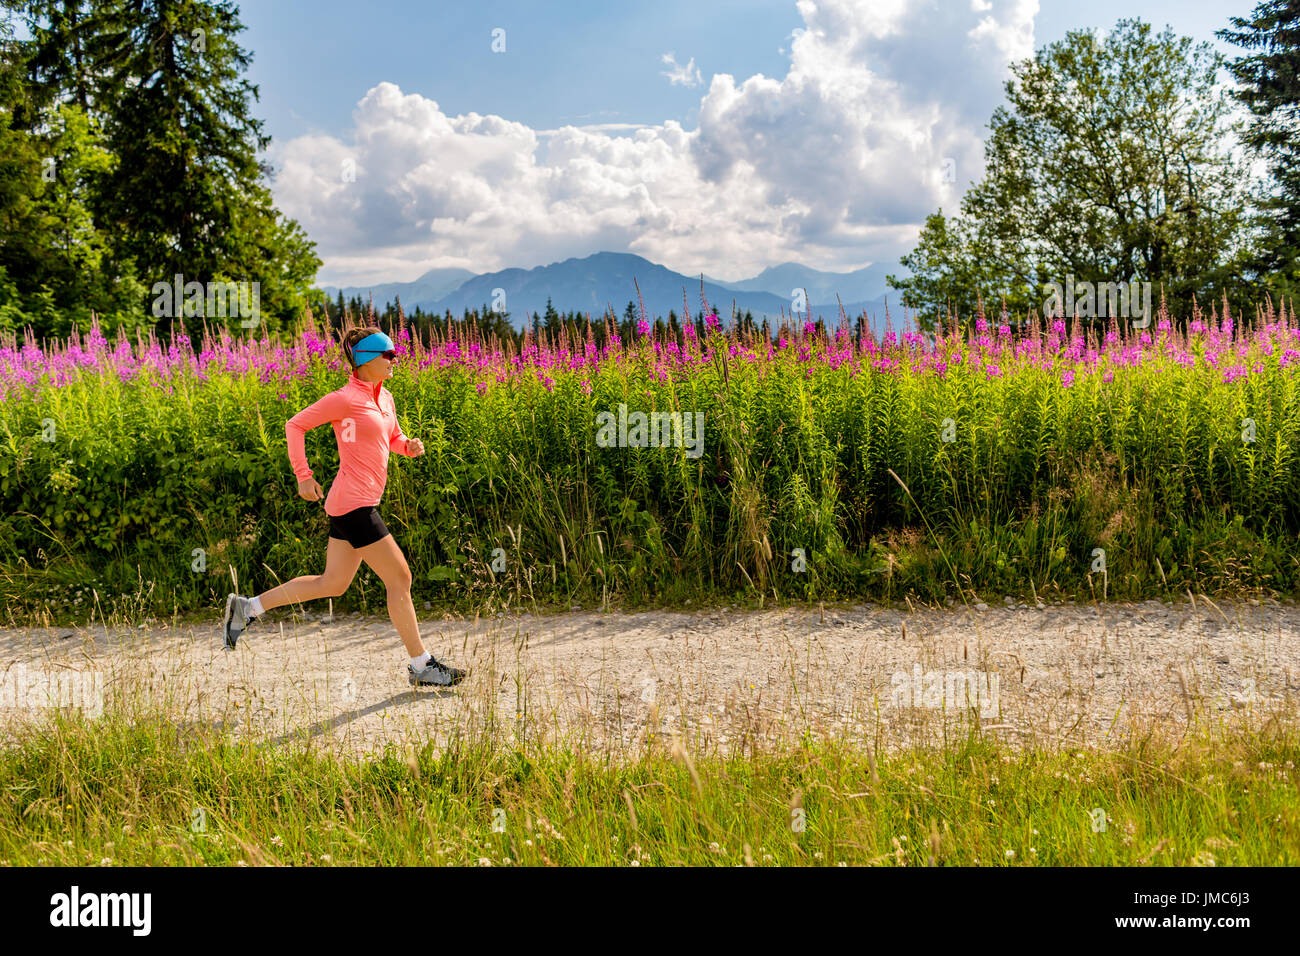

{"left": 321, "top": 266, "right": 476, "bottom": 310}
{"left": 709, "top": 260, "right": 893, "bottom": 306}
{"left": 321, "top": 252, "right": 901, "bottom": 331}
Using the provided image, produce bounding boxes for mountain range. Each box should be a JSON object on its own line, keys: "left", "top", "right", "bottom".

{"left": 321, "top": 252, "right": 902, "bottom": 330}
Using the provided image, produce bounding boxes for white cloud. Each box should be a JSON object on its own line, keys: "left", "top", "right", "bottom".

{"left": 536, "top": 122, "right": 649, "bottom": 134}
{"left": 271, "top": 0, "right": 1040, "bottom": 286}
{"left": 660, "top": 52, "right": 703, "bottom": 87}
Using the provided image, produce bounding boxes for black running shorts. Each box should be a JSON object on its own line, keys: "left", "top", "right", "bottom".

{"left": 328, "top": 505, "right": 390, "bottom": 549}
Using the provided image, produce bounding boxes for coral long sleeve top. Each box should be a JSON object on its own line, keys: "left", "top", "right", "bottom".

{"left": 285, "top": 373, "right": 413, "bottom": 517}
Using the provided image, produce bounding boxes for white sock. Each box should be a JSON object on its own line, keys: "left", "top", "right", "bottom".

{"left": 247, "top": 595, "right": 264, "bottom": 617}
{"left": 410, "top": 652, "right": 431, "bottom": 669}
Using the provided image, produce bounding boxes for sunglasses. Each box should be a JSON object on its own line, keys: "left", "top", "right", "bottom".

{"left": 355, "top": 349, "right": 397, "bottom": 361}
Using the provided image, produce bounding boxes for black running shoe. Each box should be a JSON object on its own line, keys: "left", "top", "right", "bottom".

{"left": 408, "top": 656, "right": 467, "bottom": 687}
{"left": 222, "top": 594, "right": 258, "bottom": 650}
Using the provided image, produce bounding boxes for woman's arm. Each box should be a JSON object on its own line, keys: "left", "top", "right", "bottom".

{"left": 388, "top": 415, "right": 412, "bottom": 455}
{"left": 285, "top": 390, "right": 347, "bottom": 481}
{"left": 386, "top": 395, "right": 422, "bottom": 456}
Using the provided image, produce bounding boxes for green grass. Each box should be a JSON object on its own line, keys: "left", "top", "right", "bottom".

{"left": 2, "top": 709, "right": 1296, "bottom": 866}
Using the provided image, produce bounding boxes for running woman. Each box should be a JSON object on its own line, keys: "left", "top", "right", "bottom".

{"left": 222, "top": 326, "right": 467, "bottom": 687}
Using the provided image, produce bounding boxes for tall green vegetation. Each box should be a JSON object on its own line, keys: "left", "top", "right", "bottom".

{"left": 0, "top": 0, "right": 319, "bottom": 337}
{"left": 889, "top": 19, "right": 1255, "bottom": 328}
{"left": 1, "top": 307, "right": 1297, "bottom": 624}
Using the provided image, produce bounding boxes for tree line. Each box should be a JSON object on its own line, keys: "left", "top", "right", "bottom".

{"left": 324, "top": 292, "right": 851, "bottom": 352}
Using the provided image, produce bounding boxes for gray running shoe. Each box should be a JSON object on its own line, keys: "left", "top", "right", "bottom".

{"left": 222, "top": 594, "right": 258, "bottom": 650}
{"left": 408, "top": 656, "right": 467, "bottom": 687}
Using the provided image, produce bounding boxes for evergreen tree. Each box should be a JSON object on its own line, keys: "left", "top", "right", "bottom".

{"left": 1219, "top": 1, "right": 1300, "bottom": 299}
{"left": 0, "top": 12, "right": 145, "bottom": 334}
{"left": 0, "top": 14, "right": 48, "bottom": 331}
{"left": 12, "top": 0, "right": 100, "bottom": 114}
{"left": 87, "top": 0, "right": 319, "bottom": 334}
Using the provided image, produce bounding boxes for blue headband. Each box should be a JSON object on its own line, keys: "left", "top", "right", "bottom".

{"left": 350, "top": 332, "right": 396, "bottom": 366}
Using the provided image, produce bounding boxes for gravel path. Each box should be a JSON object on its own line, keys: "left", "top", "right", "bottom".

{"left": 2, "top": 599, "right": 1297, "bottom": 755}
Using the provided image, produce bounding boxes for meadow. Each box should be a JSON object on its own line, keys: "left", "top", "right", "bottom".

{"left": 2, "top": 705, "right": 1296, "bottom": 867}
{"left": 0, "top": 297, "right": 1298, "bottom": 626}
{"left": 3, "top": 299, "right": 1300, "bottom": 869}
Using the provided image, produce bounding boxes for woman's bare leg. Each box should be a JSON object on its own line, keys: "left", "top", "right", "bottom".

{"left": 256, "top": 536, "right": 363, "bottom": 612}
{"left": 357, "top": 534, "right": 426, "bottom": 657}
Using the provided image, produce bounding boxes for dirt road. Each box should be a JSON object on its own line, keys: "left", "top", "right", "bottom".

{"left": 2, "top": 599, "right": 1297, "bottom": 755}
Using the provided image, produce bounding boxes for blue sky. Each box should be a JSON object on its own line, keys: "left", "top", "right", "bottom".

{"left": 243, "top": 0, "right": 1241, "bottom": 143}
{"left": 238, "top": 0, "right": 1248, "bottom": 285}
